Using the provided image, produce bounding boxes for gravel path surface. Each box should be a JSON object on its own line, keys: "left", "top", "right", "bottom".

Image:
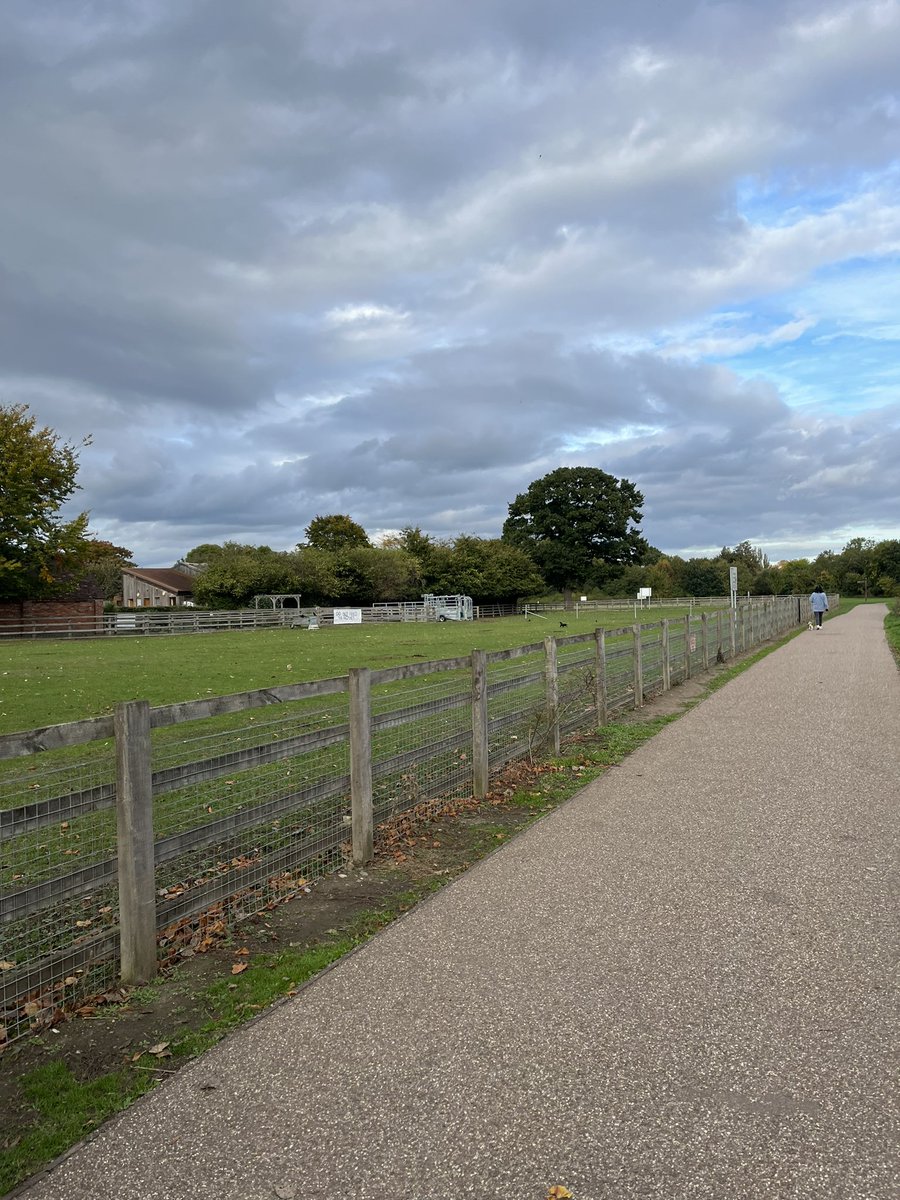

{"left": 16, "top": 605, "right": 899, "bottom": 1200}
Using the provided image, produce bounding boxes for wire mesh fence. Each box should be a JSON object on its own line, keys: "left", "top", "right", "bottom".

{"left": 1, "top": 594, "right": 820, "bottom": 1044}
{"left": 370, "top": 666, "right": 473, "bottom": 825}
{"left": 486, "top": 647, "right": 547, "bottom": 769}
{"left": 1, "top": 746, "right": 120, "bottom": 1044}
{"left": 150, "top": 696, "right": 353, "bottom": 948}
{"left": 557, "top": 637, "right": 598, "bottom": 738}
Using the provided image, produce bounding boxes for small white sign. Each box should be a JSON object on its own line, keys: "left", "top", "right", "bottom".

{"left": 637, "top": 587, "right": 652, "bottom": 599}
{"left": 729, "top": 566, "right": 738, "bottom": 592}
{"left": 333, "top": 608, "right": 362, "bottom": 625}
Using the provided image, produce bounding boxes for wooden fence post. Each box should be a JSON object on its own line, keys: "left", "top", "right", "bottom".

{"left": 471, "top": 650, "right": 489, "bottom": 799}
{"left": 661, "top": 619, "right": 671, "bottom": 692}
{"left": 544, "top": 636, "right": 560, "bottom": 755}
{"left": 683, "top": 613, "right": 692, "bottom": 681}
{"left": 701, "top": 611, "right": 709, "bottom": 670}
{"left": 594, "top": 629, "right": 608, "bottom": 726}
{"left": 349, "top": 667, "right": 374, "bottom": 866}
{"left": 632, "top": 625, "right": 643, "bottom": 709}
{"left": 115, "top": 700, "right": 157, "bottom": 986}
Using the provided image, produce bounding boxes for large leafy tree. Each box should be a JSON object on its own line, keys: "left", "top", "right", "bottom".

{"left": 183, "top": 543, "right": 226, "bottom": 564}
{"left": 303, "top": 514, "right": 370, "bottom": 552}
{"left": 720, "top": 540, "right": 769, "bottom": 571}
{"left": 333, "top": 547, "right": 421, "bottom": 604}
{"left": 872, "top": 539, "right": 900, "bottom": 584}
{"left": 192, "top": 542, "right": 302, "bottom": 608}
{"left": 422, "top": 536, "right": 544, "bottom": 604}
{"left": 679, "top": 557, "right": 727, "bottom": 597}
{"left": 380, "top": 525, "right": 435, "bottom": 570}
{"left": 502, "top": 467, "right": 646, "bottom": 600}
{"left": 0, "top": 403, "right": 91, "bottom": 600}
{"left": 77, "top": 538, "right": 134, "bottom": 601}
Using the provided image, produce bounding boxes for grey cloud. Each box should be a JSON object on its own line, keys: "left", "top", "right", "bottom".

{"left": 3, "top": 0, "right": 898, "bottom": 565}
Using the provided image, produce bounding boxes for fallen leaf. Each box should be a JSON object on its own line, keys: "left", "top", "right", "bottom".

{"left": 75, "top": 919, "right": 92, "bottom": 928}
{"left": 63, "top": 976, "right": 79, "bottom": 986}
{"left": 273, "top": 1185, "right": 296, "bottom": 1199}
{"left": 231, "top": 962, "right": 248, "bottom": 975}
{"left": 148, "top": 1041, "right": 171, "bottom": 1056}
{"left": 0, "top": 961, "right": 15, "bottom": 971}
{"left": 234, "top": 946, "right": 250, "bottom": 956}
{"left": 548, "top": 1188, "right": 574, "bottom": 1199}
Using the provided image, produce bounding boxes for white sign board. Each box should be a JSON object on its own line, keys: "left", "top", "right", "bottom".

{"left": 333, "top": 609, "right": 362, "bottom": 625}
{"left": 729, "top": 567, "right": 738, "bottom": 592}
{"left": 637, "top": 587, "right": 652, "bottom": 599}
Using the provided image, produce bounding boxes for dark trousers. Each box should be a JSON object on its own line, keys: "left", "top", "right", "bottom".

{"left": 814, "top": 610, "right": 824, "bottom": 627}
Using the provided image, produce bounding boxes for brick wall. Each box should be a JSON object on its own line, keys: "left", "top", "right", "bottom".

{"left": 0, "top": 599, "right": 105, "bottom": 631}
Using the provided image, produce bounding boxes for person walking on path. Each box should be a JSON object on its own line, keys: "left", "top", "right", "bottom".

{"left": 809, "top": 584, "right": 829, "bottom": 628}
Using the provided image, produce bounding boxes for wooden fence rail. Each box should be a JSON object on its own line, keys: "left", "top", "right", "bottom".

{"left": 0, "top": 595, "right": 823, "bottom": 1040}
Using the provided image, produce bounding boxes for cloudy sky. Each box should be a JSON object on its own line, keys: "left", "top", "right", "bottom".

{"left": 4, "top": 0, "right": 900, "bottom": 567}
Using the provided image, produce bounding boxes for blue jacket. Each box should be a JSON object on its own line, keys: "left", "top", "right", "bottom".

{"left": 809, "top": 591, "right": 829, "bottom": 613}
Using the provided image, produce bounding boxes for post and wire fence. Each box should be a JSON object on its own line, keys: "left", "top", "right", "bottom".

{"left": 0, "top": 594, "right": 821, "bottom": 1044}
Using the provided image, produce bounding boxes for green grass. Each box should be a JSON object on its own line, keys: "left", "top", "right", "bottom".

{"left": 0, "top": 1060, "right": 154, "bottom": 1195}
{"left": 885, "top": 600, "right": 900, "bottom": 662}
{"left": 0, "top": 607, "right": 719, "bottom": 735}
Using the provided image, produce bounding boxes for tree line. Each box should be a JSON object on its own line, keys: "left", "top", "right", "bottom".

{"left": 2, "top": 404, "right": 899, "bottom": 608}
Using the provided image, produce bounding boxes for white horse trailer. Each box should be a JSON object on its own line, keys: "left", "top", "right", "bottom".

{"left": 422, "top": 593, "right": 473, "bottom": 621}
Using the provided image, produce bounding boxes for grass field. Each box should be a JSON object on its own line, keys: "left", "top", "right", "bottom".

{"left": 0, "top": 606, "right": 718, "bottom": 736}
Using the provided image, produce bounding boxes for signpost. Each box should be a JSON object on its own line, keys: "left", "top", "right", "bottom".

{"left": 729, "top": 566, "right": 738, "bottom": 609}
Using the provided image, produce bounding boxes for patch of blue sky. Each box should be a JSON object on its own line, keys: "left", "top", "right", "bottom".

{"left": 700, "top": 254, "right": 900, "bottom": 414}
{"left": 798, "top": 256, "right": 900, "bottom": 333}
{"left": 708, "top": 315, "right": 898, "bottom": 412}
{"left": 733, "top": 169, "right": 878, "bottom": 227}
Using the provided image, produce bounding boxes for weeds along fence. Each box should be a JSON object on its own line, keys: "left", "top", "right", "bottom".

{"left": 0, "top": 596, "right": 814, "bottom": 1044}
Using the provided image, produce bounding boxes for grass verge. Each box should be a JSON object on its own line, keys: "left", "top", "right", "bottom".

{"left": 885, "top": 599, "right": 900, "bottom": 663}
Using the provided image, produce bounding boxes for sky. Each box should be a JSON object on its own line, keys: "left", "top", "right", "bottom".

{"left": 3, "top": 0, "right": 900, "bottom": 568}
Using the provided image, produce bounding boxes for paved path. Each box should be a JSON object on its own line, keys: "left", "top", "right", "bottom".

{"left": 16, "top": 606, "right": 899, "bottom": 1200}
